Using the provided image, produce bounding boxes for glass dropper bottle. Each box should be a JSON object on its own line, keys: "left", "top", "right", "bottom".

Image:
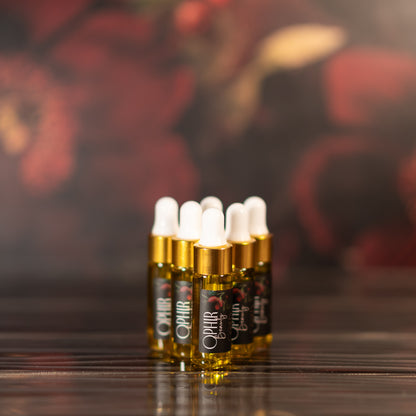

{"left": 171, "top": 201, "right": 202, "bottom": 363}
{"left": 191, "top": 208, "right": 233, "bottom": 370}
{"left": 225, "top": 203, "right": 255, "bottom": 360}
{"left": 244, "top": 196, "right": 273, "bottom": 351}
{"left": 147, "top": 197, "right": 178, "bottom": 355}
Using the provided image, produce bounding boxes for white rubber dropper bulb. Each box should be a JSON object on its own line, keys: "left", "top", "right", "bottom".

{"left": 177, "top": 201, "right": 202, "bottom": 240}
{"left": 225, "top": 203, "right": 251, "bottom": 242}
{"left": 244, "top": 196, "right": 270, "bottom": 236}
{"left": 151, "top": 197, "right": 179, "bottom": 236}
{"left": 200, "top": 196, "right": 223, "bottom": 212}
{"left": 199, "top": 208, "right": 227, "bottom": 247}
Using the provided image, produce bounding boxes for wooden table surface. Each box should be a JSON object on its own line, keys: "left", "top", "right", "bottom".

{"left": 1, "top": 270, "right": 416, "bottom": 415}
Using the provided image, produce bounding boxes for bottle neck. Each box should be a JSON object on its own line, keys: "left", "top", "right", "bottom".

{"left": 172, "top": 238, "right": 197, "bottom": 269}
{"left": 229, "top": 239, "right": 255, "bottom": 270}
{"left": 148, "top": 234, "right": 173, "bottom": 264}
{"left": 194, "top": 243, "right": 232, "bottom": 275}
{"left": 252, "top": 233, "right": 273, "bottom": 264}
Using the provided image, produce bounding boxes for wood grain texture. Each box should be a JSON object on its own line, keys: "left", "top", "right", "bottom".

{"left": 1, "top": 270, "right": 416, "bottom": 415}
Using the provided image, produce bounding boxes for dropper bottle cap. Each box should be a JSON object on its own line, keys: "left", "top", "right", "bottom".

{"left": 225, "top": 203, "right": 255, "bottom": 269}
{"left": 151, "top": 197, "right": 179, "bottom": 236}
{"left": 149, "top": 197, "right": 178, "bottom": 264}
{"left": 194, "top": 208, "right": 232, "bottom": 275}
{"left": 244, "top": 196, "right": 272, "bottom": 264}
{"left": 200, "top": 196, "right": 223, "bottom": 212}
{"left": 244, "top": 196, "right": 269, "bottom": 236}
{"left": 226, "top": 203, "right": 252, "bottom": 242}
{"left": 177, "top": 201, "right": 202, "bottom": 240}
{"left": 173, "top": 201, "right": 202, "bottom": 269}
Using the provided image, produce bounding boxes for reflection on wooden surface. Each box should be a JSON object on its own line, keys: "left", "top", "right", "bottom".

{"left": 1, "top": 270, "right": 416, "bottom": 415}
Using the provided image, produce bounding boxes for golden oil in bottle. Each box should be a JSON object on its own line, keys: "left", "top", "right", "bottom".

{"left": 244, "top": 197, "right": 273, "bottom": 351}
{"left": 147, "top": 197, "right": 178, "bottom": 356}
{"left": 171, "top": 201, "right": 202, "bottom": 363}
{"left": 191, "top": 272, "right": 233, "bottom": 370}
{"left": 191, "top": 208, "right": 233, "bottom": 370}
{"left": 226, "top": 203, "right": 255, "bottom": 360}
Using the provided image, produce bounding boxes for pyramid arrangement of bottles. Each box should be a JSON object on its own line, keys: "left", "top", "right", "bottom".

{"left": 148, "top": 196, "right": 273, "bottom": 370}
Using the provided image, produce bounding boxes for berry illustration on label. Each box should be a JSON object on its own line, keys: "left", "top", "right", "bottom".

{"left": 253, "top": 273, "right": 271, "bottom": 336}
{"left": 173, "top": 280, "right": 193, "bottom": 344}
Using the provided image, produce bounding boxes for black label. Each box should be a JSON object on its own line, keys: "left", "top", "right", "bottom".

{"left": 253, "top": 272, "right": 271, "bottom": 337}
{"left": 199, "top": 289, "right": 232, "bottom": 353}
{"left": 172, "top": 281, "right": 193, "bottom": 344}
{"left": 231, "top": 281, "right": 254, "bottom": 345}
{"left": 153, "top": 277, "right": 171, "bottom": 339}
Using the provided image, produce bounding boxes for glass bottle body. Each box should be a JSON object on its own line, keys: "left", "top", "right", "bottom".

{"left": 253, "top": 261, "right": 273, "bottom": 350}
{"left": 231, "top": 267, "right": 255, "bottom": 359}
{"left": 147, "top": 262, "right": 172, "bottom": 355}
{"left": 191, "top": 273, "right": 233, "bottom": 370}
{"left": 171, "top": 266, "right": 194, "bottom": 362}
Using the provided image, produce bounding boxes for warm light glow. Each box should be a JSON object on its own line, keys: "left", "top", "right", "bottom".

{"left": 0, "top": 101, "right": 31, "bottom": 155}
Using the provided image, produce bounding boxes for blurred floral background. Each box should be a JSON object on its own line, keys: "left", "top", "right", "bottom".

{"left": 1, "top": 0, "right": 416, "bottom": 278}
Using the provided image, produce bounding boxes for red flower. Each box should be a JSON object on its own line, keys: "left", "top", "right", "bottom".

{"left": 291, "top": 137, "right": 370, "bottom": 253}
{"left": 0, "top": 55, "right": 78, "bottom": 194}
{"left": 49, "top": 9, "right": 199, "bottom": 215}
{"left": 0, "top": 4, "right": 199, "bottom": 209}
{"left": 0, "top": 0, "right": 90, "bottom": 43}
{"left": 291, "top": 136, "right": 404, "bottom": 254}
{"left": 324, "top": 48, "right": 416, "bottom": 127}
{"left": 174, "top": 1, "right": 213, "bottom": 35}
{"left": 0, "top": 3, "right": 200, "bottom": 271}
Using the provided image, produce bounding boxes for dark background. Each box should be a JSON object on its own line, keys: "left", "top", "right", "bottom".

{"left": 1, "top": 0, "right": 416, "bottom": 280}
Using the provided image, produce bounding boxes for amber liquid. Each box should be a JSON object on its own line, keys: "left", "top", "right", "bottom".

{"left": 231, "top": 267, "right": 255, "bottom": 360}
{"left": 171, "top": 267, "right": 193, "bottom": 362}
{"left": 191, "top": 273, "right": 232, "bottom": 370}
{"left": 147, "top": 262, "right": 172, "bottom": 356}
{"left": 253, "top": 261, "right": 273, "bottom": 351}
